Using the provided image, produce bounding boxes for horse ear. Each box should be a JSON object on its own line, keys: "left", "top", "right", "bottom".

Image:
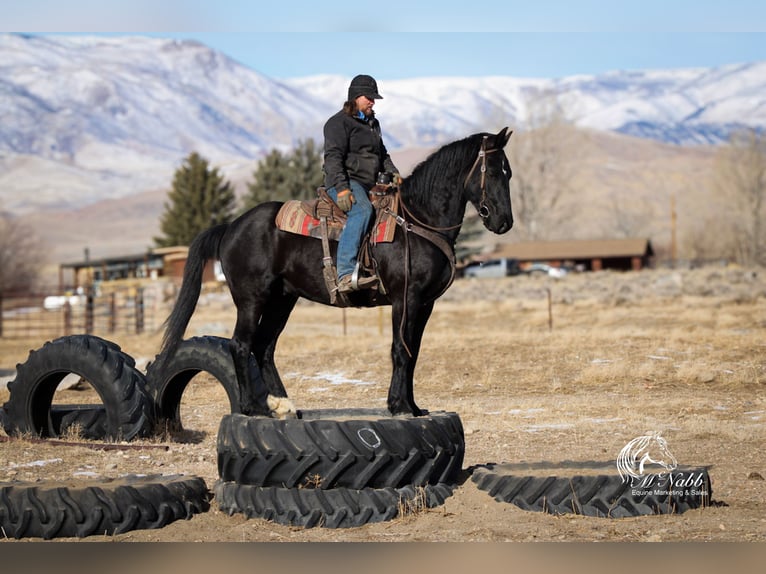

{"left": 496, "top": 127, "right": 512, "bottom": 146}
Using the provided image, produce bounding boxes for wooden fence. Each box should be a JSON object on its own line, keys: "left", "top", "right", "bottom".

{"left": 0, "top": 283, "right": 169, "bottom": 340}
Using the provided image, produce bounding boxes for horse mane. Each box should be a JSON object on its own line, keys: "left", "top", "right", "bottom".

{"left": 403, "top": 133, "right": 484, "bottom": 209}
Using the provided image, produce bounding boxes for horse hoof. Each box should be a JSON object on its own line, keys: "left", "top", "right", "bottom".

{"left": 389, "top": 406, "right": 426, "bottom": 418}
{"left": 268, "top": 395, "right": 297, "bottom": 419}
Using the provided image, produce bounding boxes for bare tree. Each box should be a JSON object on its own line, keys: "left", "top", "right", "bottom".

{"left": 0, "top": 212, "right": 48, "bottom": 293}
{"left": 506, "top": 91, "right": 584, "bottom": 241}
{"left": 712, "top": 128, "right": 766, "bottom": 265}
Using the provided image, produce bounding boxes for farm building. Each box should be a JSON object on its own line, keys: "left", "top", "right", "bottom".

{"left": 477, "top": 238, "right": 655, "bottom": 272}
{"left": 58, "top": 246, "right": 222, "bottom": 290}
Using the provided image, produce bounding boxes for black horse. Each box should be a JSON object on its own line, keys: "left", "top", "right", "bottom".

{"left": 158, "top": 127, "right": 514, "bottom": 418}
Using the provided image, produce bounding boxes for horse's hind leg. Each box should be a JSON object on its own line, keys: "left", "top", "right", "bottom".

{"left": 230, "top": 307, "right": 271, "bottom": 417}
{"left": 252, "top": 291, "right": 299, "bottom": 418}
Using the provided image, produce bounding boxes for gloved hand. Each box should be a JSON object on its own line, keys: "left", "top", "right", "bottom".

{"left": 393, "top": 173, "right": 403, "bottom": 187}
{"left": 336, "top": 188, "right": 355, "bottom": 212}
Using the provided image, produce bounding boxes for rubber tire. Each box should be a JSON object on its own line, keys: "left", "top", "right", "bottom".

{"left": 214, "top": 479, "right": 454, "bottom": 528}
{"left": 145, "top": 336, "right": 267, "bottom": 429}
{"left": 49, "top": 404, "right": 108, "bottom": 440}
{"left": 471, "top": 461, "right": 713, "bottom": 518}
{"left": 0, "top": 474, "right": 210, "bottom": 539}
{"left": 217, "top": 409, "right": 465, "bottom": 489}
{"left": 2, "top": 335, "right": 154, "bottom": 441}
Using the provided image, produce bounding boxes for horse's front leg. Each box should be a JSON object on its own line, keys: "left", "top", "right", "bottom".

{"left": 387, "top": 299, "right": 435, "bottom": 416}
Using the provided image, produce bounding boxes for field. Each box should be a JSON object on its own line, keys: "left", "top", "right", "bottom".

{"left": 1, "top": 266, "right": 764, "bottom": 542}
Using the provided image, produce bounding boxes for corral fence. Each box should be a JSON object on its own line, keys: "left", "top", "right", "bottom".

{"left": 0, "top": 282, "right": 173, "bottom": 340}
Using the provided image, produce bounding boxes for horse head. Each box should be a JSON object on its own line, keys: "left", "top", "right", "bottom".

{"left": 640, "top": 432, "right": 678, "bottom": 475}
{"left": 464, "top": 127, "right": 514, "bottom": 235}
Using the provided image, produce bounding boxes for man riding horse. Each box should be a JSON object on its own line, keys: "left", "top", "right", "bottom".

{"left": 323, "top": 74, "right": 400, "bottom": 294}
{"left": 156, "top": 73, "right": 514, "bottom": 419}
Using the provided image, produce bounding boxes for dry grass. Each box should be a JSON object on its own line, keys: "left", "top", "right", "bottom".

{"left": 0, "top": 266, "right": 764, "bottom": 541}
{"left": 397, "top": 487, "right": 429, "bottom": 520}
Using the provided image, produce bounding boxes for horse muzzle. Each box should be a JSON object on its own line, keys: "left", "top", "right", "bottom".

{"left": 485, "top": 214, "right": 513, "bottom": 235}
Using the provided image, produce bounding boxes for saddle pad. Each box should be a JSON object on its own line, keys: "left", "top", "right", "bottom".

{"left": 275, "top": 201, "right": 342, "bottom": 241}
{"left": 275, "top": 198, "right": 398, "bottom": 243}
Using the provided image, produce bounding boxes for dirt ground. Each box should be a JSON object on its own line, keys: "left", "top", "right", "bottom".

{"left": 1, "top": 266, "right": 764, "bottom": 543}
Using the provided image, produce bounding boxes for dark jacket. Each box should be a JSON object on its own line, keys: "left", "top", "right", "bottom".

{"left": 323, "top": 109, "right": 398, "bottom": 191}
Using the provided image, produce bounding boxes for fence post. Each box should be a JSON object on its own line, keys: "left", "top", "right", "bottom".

{"left": 85, "top": 285, "right": 95, "bottom": 334}
{"left": 64, "top": 300, "right": 72, "bottom": 336}
{"left": 546, "top": 287, "right": 553, "bottom": 332}
{"left": 135, "top": 288, "right": 144, "bottom": 334}
{"left": 109, "top": 292, "right": 117, "bottom": 333}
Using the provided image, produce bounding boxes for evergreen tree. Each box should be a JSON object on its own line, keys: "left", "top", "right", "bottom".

{"left": 154, "top": 152, "right": 236, "bottom": 247}
{"left": 242, "top": 139, "right": 324, "bottom": 211}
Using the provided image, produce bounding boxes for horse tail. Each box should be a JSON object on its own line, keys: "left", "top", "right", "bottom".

{"left": 157, "top": 223, "right": 229, "bottom": 368}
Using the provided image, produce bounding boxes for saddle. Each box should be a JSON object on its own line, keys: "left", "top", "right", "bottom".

{"left": 275, "top": 184, "right": 400, "bottom": 303}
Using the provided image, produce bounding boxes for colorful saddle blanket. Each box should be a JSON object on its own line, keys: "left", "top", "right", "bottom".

{"left": 275, "top": 189, "right": 399, "bottom": 244}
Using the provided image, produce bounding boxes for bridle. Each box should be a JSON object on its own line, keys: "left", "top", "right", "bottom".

{"left": 397, "top": 134, "right": 501, "bottom": 233}
{"left": 463, "top": 134, "right": 501, "bottom": 220}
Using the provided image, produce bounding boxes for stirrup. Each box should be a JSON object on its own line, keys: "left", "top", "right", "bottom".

{"left": 338, "top": 264, "right": 378, "bottom": 293}
{"left": 350, "top": 264, "right": 362, "bottom": 290}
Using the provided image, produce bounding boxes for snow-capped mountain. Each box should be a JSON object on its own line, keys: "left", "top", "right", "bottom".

{"left": 287, "top": 64, "right": 766, "bottom": 148}
{"left": 1, "top": 33, "right": 765, "bottom": 214}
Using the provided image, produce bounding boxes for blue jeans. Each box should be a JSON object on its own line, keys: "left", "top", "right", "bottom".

{"left": 327, "top": 180, "right": 373, "bottom": 279}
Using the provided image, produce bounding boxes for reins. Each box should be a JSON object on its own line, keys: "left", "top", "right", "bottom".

{"left": 398, "top": 195, "right": 462, "bottom": 233}
{"left": 385, "top": 204, "right": 456, "bottom": 358}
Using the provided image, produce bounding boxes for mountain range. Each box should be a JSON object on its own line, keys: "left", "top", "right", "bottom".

{"left": 2, "top": 33, "right": 765, "bottom": 217}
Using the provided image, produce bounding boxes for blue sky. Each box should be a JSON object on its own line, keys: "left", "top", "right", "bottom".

{"left": 3, "top": 0, "right": 766, "bottom": 79}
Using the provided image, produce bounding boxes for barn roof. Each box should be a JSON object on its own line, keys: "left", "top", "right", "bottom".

{"left": 482, "top": 238, "right": 654, "bottom": 261}
{"left": 60, "top": 246, "right": 188, "bottom": 269}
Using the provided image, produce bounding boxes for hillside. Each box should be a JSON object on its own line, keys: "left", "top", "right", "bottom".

{"left": 20, "top": 130, "right": 717, "bottom": 284}
{"left": 1, "top": 33, "right": 763, "bottom": 217}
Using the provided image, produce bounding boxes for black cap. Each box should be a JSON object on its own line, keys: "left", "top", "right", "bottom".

{"left": 348, "top": 74, "right": 383, "bottom": 101}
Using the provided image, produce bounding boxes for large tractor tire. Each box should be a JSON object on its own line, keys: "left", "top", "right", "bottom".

{"left": 49, "top": 404, "right": 108, "bottom": 440}
{"left": 214, "top": 479, "right": 454, "bottom": 528}
{"left": 472, "top": 461, "right": 713, "bottom": 517}
{"left": 2, "top": 335, "right": 154, "bottom": 441}
{"left": 0, "top": 474, "right": 210, "bottom": 539}
{"left": 145, "top": 336, "right": 266, "bottom": 429}
{"left": 217, "top": 409, "right": 465, "bottom": 489}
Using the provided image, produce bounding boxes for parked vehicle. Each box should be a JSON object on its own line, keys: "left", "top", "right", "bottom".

{"left": 462, "top": 258, "right": 521, "bottom": 278}
{"left": 523, "top": 263, "right": 568, "bottom": 278}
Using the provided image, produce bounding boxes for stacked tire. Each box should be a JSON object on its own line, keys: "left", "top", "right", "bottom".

{"left": 1, "top": 334, "right": 467, "bottom": 530}
{"left": 214, "top": 409, "right": 464, "bottom": 528}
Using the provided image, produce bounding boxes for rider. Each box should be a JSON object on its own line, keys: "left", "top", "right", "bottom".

{"left": 323, "top": 74, "right": 399, "bottom": 293}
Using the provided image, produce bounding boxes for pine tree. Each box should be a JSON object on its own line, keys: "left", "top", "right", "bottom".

{"left": 242, "top": 139, "right": 324, "bottom": 211}
{"left": 154, "top": 152, "right": 236, "bottom": 247}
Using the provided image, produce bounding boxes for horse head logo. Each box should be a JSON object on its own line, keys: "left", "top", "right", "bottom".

{"left": 617, "top": 431, "right": 678, "bottom": 485}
